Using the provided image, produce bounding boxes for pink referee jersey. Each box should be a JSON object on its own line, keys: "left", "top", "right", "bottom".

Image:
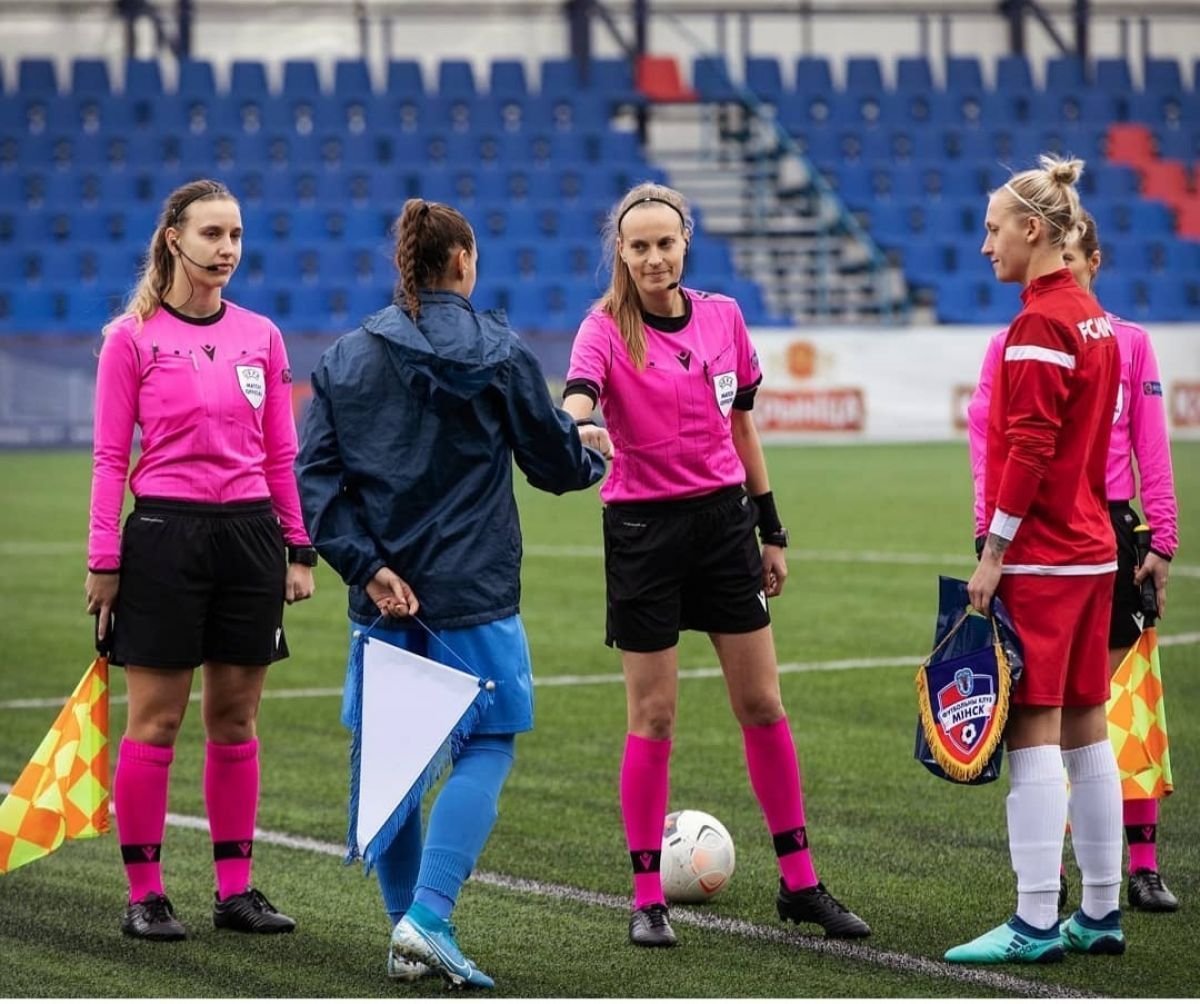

{"left": 88, "top": 301, "right": 311, "bottom": 571}
{"left": 968, "top": 312, "right": 1178, "bottom": 557}
{"left": 566, "top": 289, "right": 763, "bottom": 503}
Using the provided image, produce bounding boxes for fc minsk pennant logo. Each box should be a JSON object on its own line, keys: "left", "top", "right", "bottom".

{"left": 916, "top": 614, "right": 1014, "bottom": 784}
{"left": 934, "top": 666, "right": 997, "bottom": 758}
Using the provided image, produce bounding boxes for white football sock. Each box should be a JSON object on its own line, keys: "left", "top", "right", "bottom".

{"left": 1007, "top": 745, "right": 1068, "bottom": 931}
{"left": 1064, "top": 740, "right": 1123, "bottom": 920}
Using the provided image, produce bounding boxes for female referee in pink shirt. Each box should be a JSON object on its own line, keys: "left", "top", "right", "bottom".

{"left": 562, "top": 182, "right": 869, "bottom": 948}
{"left": 84, "top": 179, "right": 315, "bottom": 941}
{"left": 968, "top": 209, "right": 1180, "bottom": 914}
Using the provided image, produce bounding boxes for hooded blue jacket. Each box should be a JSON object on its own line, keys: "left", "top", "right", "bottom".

{"left": 297, "top": 291, "right": 605, "bottom": 629}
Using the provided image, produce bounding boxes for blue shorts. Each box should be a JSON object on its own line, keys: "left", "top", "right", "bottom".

{"left": 343, "top": 614, "right": 534, "bottom": 734}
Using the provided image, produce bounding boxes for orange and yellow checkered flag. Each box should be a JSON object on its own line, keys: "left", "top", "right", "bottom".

{"left": 0, "top": 657, "right": 110, "bottom": 874}
{"left": 1107, "top": 626, "right": 1173, "bottom": 801}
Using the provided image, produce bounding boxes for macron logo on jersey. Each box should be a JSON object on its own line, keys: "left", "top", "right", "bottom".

{"left": 1076, "top": 315, "right": 1114, "bottom": 341}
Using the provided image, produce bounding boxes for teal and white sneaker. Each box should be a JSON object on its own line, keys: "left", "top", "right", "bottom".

{"left": 390, "top": 904, "right": 495, "bottom": 990}
{"left": 1060, "top": 909, "right": 1125, "bottom": 956}
{"left": 944, "top": 915, "right": 1065, "bottom": 964}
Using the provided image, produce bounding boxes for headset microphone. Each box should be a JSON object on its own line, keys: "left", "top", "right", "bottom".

{"left": 174, "top": 242, "right": 223, "bottom": 273}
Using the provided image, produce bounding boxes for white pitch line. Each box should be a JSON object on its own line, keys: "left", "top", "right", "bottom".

{"left": 0, "top": 788, "right": 1096, "bottom": 999}
{"left": 8, "top": 539, "right": 1200, "bottom": 578}
{"left": 3, "top": 633, "right": 1199, "bottom": 712}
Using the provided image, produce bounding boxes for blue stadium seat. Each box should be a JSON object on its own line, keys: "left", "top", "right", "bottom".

{"left": 385, "top": 59, "right": 424, "bottom": 97}
{"left": 333, "top": 59, "right": 373, "bottom": 99}
{"left": 1086, "top": 164, "right": 1140, "bottom": 198}
{"left": 337, "top": 285, "right": 390, "bottom": 325}
{"left": 230, "top": 61, "right": 270, "bottom": 98}
{"left": 895, "top": 238, "right": 954, "bottom": 288}
{"left": 591, "top": 57, "right": 642, "bottom": 106}
{"left": 693, "top": 56, "right": 739, "bottom": 103}
{"left": 71, "top": 58, "right": 111, "bottom": 96}
{"left": 471, "top": 280, "right": 504, "bottom": 313}
{"left": 539, "top": 57, "right": 581, "bottom": 100}
{"left": 63, "top": 288, "right": 119, "bottom": 332}
{"left": 996, "top": 55, "right": 1034, "bottom": 93}
{"left": 177, "top": 59, "right": 216, "bottom": 101}
{"left": 1154, "top": 129, "right": 1199, "bottom": 163}
{"left": 895, "top": 56, "right": 933, "bottom": 94}
{"left": 1158, "top": 240, "right": 1200, "bottom": 273}
{"left": 4, "top": 288, "right": 62, "bottom": 332}
{"left": 687, "top": 240, "right": 734, "bottom": 276}
{"left": 1046, "top": 55, "right": 1087, "bottom": 90}
{"left": 489, "top": 60, "right": 528, "bottom": 101}
{"left": 123, "top": 59, "right": 164, "bottom": 97}
{"left": 945, "top": 56, "right": 983, "bottom": 94}
{"left": 1142, "top": 58, "right": 1183, "bottom": 96}
{"left": 341, "top": 208, "right": 390, "bottom": 244}
{"left": 1143, "top": 275, "right": 1190, "bottom": 321}
{"left": 845, "top": 57, "right": 884, "bottom": 95}
{"left": 745, "top": 56, "right": 783, "bottom": 104}
{"left": 438, "top": 60, "right": 477, "bottom": 101}
{"left": 18, "top": 58, "right": 58, "bottom": 96}
{"left": 1094, "top": 58, "right": 1132, "bottom": 94}
{"left": 795, "top": 56, "right": 833, "bottom": 95}
{"left": 1130, "top": 92, "right": 1185, "bottom": 127}
{"left": 939, "top": 163, "right": 984, "bottom": 198}
{"left": 282, "top": 60, "right": 320, "bottom": 98}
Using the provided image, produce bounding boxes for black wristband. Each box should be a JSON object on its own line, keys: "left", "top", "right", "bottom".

{"left": 974, "top": 535, "right": 986, "bottom": 560}
{"left": 751, "top": 490, "right": 782, "bottom": 534}
{"left": 287, "top": 545, "right": 318, "bottom": 567}
{"left": 575, "top": 418, "right": 597, "bottom": 428}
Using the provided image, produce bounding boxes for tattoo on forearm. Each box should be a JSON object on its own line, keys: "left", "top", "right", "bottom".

{"left": 985, "top": 533, "right": 1011, "bottom": 557}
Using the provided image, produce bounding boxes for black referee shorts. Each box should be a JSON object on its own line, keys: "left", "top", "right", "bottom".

{"left": 1109, "top": 501, "right": 1144, "bottom": 651}
{"left": 111, "top": 497, "right": 289, "bottom": 670}
{"left": 603, "top": 485, "right": 771, "bottom": 653}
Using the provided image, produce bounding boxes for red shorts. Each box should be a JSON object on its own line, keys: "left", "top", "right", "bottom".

{"left": 997, "top": 572, "right": 1115, "bottom": 707}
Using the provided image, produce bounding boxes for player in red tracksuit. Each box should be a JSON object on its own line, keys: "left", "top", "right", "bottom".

{"left": 945, "top": 156, "right": 1127, "bottom": 964}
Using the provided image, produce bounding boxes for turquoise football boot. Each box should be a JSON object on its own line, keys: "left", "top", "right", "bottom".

{"left": 390, "top": 903, "right": 495, "bottom": 990}
{"left": 944, "top": 915, "right": 1065, "bottom": 964}
{"left": 1060, "top": 909, "right": 1126, "bottom": 955}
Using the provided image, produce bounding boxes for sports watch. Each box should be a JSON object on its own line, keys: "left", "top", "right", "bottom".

{"left": 287, "top": 545, "right": 319, "bottom": 567}
{"left": 760, "top": 527, "right": 790, "bottom": 548}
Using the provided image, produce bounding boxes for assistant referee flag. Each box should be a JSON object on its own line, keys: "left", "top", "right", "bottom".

{"left": 0, "top": 657, "right": 110, "bottom": 874}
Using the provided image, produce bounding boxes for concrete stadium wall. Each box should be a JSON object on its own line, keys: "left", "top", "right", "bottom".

{"left": 1, "top": 1, "right": 1198, "bottom": 91}
{"left": 4, "top": 324, "right": 1198, "bottom": 447}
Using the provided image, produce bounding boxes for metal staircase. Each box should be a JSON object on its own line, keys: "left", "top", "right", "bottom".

{"left": 642, "top": 102, "right": 909, "bottom": 324}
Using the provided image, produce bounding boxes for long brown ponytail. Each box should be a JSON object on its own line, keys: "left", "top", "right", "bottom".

{"left": 105, "top": 178, "right": 235, "bottom": 334}
{"left": 392, "top": 199, "right": 475, "bottom": 319}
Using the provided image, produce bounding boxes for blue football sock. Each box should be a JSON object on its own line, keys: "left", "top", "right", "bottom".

{"left": 376, "top": 807, "right": 423, "bottom": 927}
{"left": 413, "top": 887, "right": 455, "bottom": 921}
{"left": 413, "top": 734, "right": 515, "bottom": 919}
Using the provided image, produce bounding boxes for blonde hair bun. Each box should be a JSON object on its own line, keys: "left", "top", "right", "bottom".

{"left": 1038, "top": 154, "right": 1085, "bottom": 187}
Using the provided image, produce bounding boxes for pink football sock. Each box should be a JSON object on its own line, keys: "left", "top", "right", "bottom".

{"left": 620, "top": 734, "right": 672, "bottom": 909}
{"left": 743, "top": 718, "right": 818, "bottom": 891}
{"left": 1123, "top": 798, "right": 1160, "bottom": 874}
{"left": 114, "top": 738, "right": 174, "bottom": 903}
{"left": 204, "top": 738, "right": 260, "bottom": 900}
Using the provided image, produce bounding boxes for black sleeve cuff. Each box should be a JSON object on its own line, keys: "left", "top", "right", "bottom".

{"left": 88, "top": 566, "right": 120, "bottom": 575}
{"left": 732, "top": 375, "right": 762, "bottom": 411}
{"left": 1149, "top": 547, "right": 1173, "bottom": 562}
{"left": 563, "top": 378, "right": 599, "bottom": 406}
